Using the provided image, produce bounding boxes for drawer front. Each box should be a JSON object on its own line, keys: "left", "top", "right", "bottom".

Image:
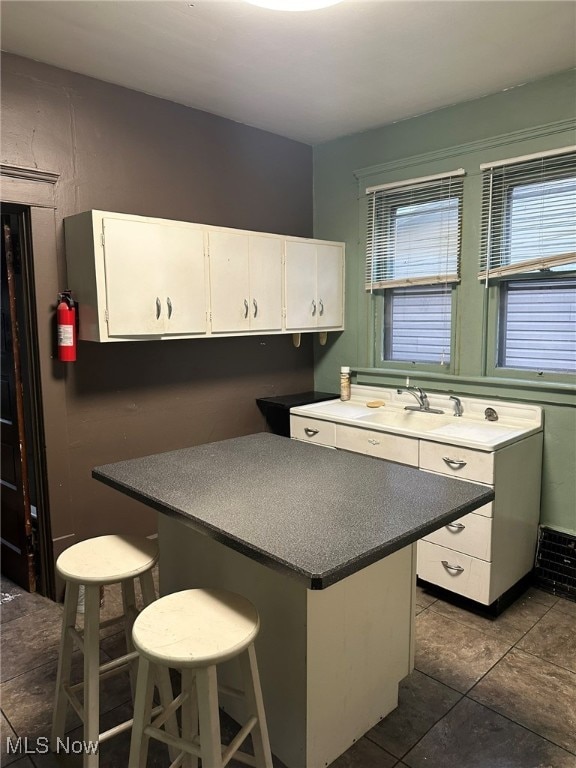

{"left": 472, "top": 501, "right": 493, "bottom": 519}
{"left": 419, "top": 440, "right": 495, "bottom": 484}
{"left": 417, "top": 540, "right": 491, "bottom": 604}
{"left": 423, "top": 512, "right": 493, "bottom": 561}
{"left": 290, "top": 416, "right": 336, "bottom": 447}
{"left": 336, "top": 425, "right": 418, "bottom": 466}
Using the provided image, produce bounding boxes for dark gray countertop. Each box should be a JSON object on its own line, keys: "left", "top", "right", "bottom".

{"left": 93, "top": 432, "right": 494, "bottom": 589}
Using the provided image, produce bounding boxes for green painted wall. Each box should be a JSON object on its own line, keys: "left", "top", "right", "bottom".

{"left": 313, "top": 69, "right": 576, "bottom": 535}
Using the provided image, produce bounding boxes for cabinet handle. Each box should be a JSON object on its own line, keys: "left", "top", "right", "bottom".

{"left": 441, "top": 560, "right": 464, "bottom": 573}
{"left": 368, "top": 438, "right": 380, "bottom": 445}
{"left": 304, "top": 427, "right": 319, "bottom": 436}
{"left": 311, "top": 300, "right": 317, "bottom": 316}
{"left": 156, "top": 297, "right": 161, "bottom": 320}
{"left": 446, "top": 522, "right": 465, "bottom": 532}
{"left": 166, "top": 297, "right": 173, "bottom": 319}
{"left": 443, "top": 457, "right": 467, "bottom": 469}
{"left": 244, "top": 299, "right": 249, "bottom": 318}
{"left": 253, "top": 298, "right": 258, "bottom": 318}
{"left": 319, "top": 298, "right": 324, "bottom": 316}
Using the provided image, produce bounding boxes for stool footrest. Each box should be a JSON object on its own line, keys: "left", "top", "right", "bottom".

{"left": 151, "top": 691, "right": 188, "bottom": 730}
{"left": 99, "top": 650, "right": 139, "bottom": 675}
{"left": 62, "top": 683, "right": 85, "bottom": 722}
{"left": 143, "top": 712, "right": 258, "bottom": 768}
{"left": 221, "top": 716, "right": 258, "bottom": 768}
{"left": 218, "top": 683, "right": 246, "bottom": 701}
{"left": 99, "top": 704, "right": 163, "bottom": 744}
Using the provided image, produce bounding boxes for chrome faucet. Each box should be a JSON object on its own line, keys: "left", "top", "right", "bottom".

{"left": 449, "top": 396, "right": 463, "bottom": 417}
{"left": 396, "top": 387, "right": 444, "bottom": 414}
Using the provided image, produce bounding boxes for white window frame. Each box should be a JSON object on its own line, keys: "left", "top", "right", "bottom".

{"left": 366, "top": 170, "right": 463, "bottom": 370}
{"left": 480, "top": 147, "right": 576, "bottom": 380}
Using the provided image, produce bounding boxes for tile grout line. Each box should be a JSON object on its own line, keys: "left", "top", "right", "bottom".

{"left": 462, "top": 684, "right": 576, "bottom": 758}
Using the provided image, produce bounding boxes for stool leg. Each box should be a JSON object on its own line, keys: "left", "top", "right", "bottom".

{"left": 83, "top": 584, "right": 101, "bottom": 768}
{"left": 240, "top": 644, "right": 273, "bottom": 768}
{"left": 51, "top": 581, "right": 80, "bottom": 750}
{"left": 181, "top": 669, "right": 198, "bottom": 768}
{"left": 121, "top": 579, "right": 138, "bottom": 697}
{"left": 155, "top": 665, "right": 181, "bottom": 763}
{"left": 139, "top": 569, "right": 156, "bottom": 607}
{"left": 128, "top": 656, "right": 155, "bottom": 768}
{"left": 196, "top": 666, "right": 222, "bottom": 768}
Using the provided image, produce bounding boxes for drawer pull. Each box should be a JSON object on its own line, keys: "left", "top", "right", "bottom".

{"left": 304, "top": 427, "right": 319, "bottom": 437}
{"left": 443, "top": 457, "right": 467, "bottom": 469}
{"left": 368, "top": 438, "right": 380, "bottom": 445}
{"left": 442, "top": 560, "right": 464, "bottom": 574}
{"left": 446, "top": 522, "right": 465, "bottom": 532}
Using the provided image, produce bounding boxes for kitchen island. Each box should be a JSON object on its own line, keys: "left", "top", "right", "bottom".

{"left": 93, "top": 433, "right": 494, "bottom": 768}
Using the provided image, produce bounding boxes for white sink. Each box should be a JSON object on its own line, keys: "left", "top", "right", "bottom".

{"left": 356, "top": 409, "right": 451, "bottom": 432}
{"left": 425, "top": 421, "right": 526, "bottom": 444}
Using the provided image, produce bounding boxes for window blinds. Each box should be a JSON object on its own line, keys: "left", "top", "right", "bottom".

{"left": 365, "top": 170, "right": 464, "bottom": 291}
{"left": 500, "top": 279, "right": 576, "bottom": 372}
{"left": 479, "top": 147, "right": 576, "bottom": 280}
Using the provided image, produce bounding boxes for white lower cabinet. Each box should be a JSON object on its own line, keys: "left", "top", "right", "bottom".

{"left": 335, "top": 424, "right": 418, "bottom": 466}
{"left": 418, "top": 433, "right": 542, "bottom": 605}
{"left": 290, "top": 416, "right": 336, "bottom": 447}
{"left": 416, "top": 541, "right": 492, "bottom": 604}
{"left": 422, "top": 510, "right": 493, "bottom": 562}
{"left": 290, "top": 406, "right": 543, "bottom": 608}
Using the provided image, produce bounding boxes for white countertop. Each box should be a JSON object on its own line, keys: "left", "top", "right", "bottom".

{"left": 291, "top": 386, "right": 543, "bottom": 451}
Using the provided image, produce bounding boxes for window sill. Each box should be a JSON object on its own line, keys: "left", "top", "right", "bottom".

{"left": 355, "top": 367, "right": 576, "bottom": 407}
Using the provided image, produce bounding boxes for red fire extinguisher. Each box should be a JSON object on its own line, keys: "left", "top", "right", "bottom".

{"left": 57, "top": 291, "right": 77, "bottom": 362}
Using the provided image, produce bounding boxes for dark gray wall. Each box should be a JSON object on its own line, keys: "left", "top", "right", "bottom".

{"left": 1, "top": 53, "right": 314, "bottom": 574}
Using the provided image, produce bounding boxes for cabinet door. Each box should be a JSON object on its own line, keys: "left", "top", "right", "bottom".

{"left": 284, "top": 241, "right": 317, "bottom": 330}
{"left": 316, "top": 243, "right": 343, "bottom": 329}
{"left": 103, "top": 218, "right": 167, "bottom": 336}
{"left": 158, "top": 225, "right": 207, "bottom": 335}
{"left": 209, "top": 231, "right": 250, "bottom": 333}
{"left": 249, "top": 235, "right": 282, "bottom": 332}
{"left": 104, "top": 218, "right": 207, "bottom": 337}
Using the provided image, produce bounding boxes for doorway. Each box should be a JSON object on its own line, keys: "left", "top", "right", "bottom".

{"left": 1, "top": 205, "right": 52, "bottom": 595}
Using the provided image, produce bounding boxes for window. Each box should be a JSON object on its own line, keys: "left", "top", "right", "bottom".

{"left": 499, "top": 279, "right": 576, "bottom": 372}
{"left": 366, "top": 170, "right": 463, "bottom": 365}
{"left": 480, "top": 147, "right": 576, "bottom": 374}
{"left": 384, "top": 285, "right": 452, "bottom": 364}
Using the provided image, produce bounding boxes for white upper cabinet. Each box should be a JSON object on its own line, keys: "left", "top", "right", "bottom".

{"left": 284, "top": 240, "right": 344, "bottom": 331}
{"left": 65, "top": 210, "right": 345, "bottom": 342}
{"left": 103, "top": 217, "right": 207, "bottom": 337}
{"left": 208, "top": 230, "right": 282, "bottom": 334}
{"left": 65, "top": 211, "right": 209, "bottom": 341}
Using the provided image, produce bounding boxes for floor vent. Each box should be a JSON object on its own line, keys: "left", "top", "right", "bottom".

{"left": 534, "top": 527, "right": 576, "bottom": 602}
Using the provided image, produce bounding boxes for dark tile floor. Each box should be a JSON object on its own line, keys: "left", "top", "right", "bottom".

{"left": 1, "top": 574, "right": 575, "bottom": 768}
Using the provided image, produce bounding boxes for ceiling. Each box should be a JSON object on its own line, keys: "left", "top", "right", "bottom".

{"left": 1, "top": 1, "right": 575, "bottom": 145}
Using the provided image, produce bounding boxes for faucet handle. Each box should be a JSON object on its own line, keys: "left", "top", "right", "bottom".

{"left": 449, "top": 396, "right": 463, "bottom": 417}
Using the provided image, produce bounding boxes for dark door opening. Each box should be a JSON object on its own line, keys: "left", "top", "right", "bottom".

{"left": 1, "top": 206, "right": 52, "bottom": 595}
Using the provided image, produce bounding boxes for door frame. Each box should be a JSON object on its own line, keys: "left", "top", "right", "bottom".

{"left": 1, "top": 163, "right": 70, "bottom": 599}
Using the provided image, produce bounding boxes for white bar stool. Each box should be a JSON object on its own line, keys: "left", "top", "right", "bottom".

{"left": 128, "top": 588, "right": 273, "bottom": 768}
{"left": 51, "top": 534, "right": 177, "bottom": 767}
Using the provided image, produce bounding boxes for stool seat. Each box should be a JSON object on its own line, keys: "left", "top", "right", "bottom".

{"left": 52, "top": 535, "right": 166, "bottom": 768}
{"left": 129, "top": 589, "right": 272, "bottom": 768}
{"left": 133, "top": 589, "right": 260, "bottom": 667}
{"left": 56, "top": 535, "right": 158, "bottom": 584}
